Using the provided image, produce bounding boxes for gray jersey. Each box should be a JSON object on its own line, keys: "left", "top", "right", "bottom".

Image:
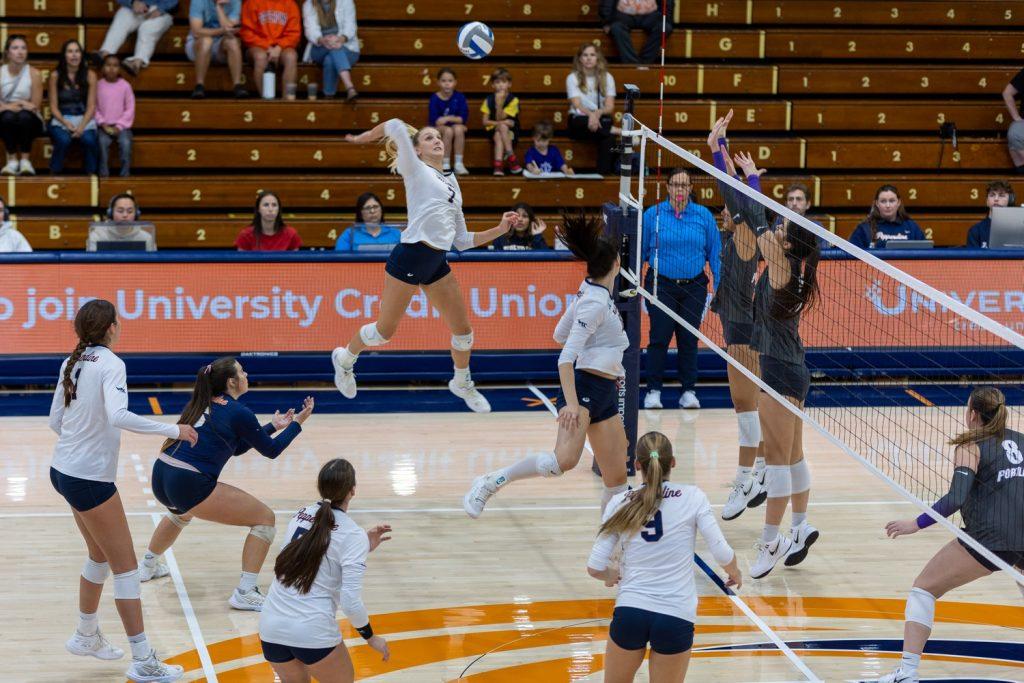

{"left": 962, "top": 429, "right": 1024, "bottom": 551}
{"left": 750, "top": 271, "right": 805, "bottom": 365}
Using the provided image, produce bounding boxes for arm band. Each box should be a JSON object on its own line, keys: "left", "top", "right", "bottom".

{"left": 746, "top": 174, "right": 762, "bottom": 193}
{"left": 356, "top": 623, "right": 374, "bottom": 639}
{"left": 916, "top": 466, "right": 975, "bottom": 529}
{"left": 712, "top": 150, "right": 727, "bottom": 173}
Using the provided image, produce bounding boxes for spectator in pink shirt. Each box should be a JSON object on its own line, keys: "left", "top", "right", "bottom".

{"left": 94, "top": 54, "right": 134, "bottom": 177}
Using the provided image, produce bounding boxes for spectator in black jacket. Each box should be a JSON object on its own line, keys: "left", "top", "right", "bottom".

{"left": 599, "top": 0, "right": 673, "bottom": 65}
{"left": 966, "top": 180, "right": 1014, "bottom": 248}
{"left": 491, "top": 202, "right": 549, "bottom": 250}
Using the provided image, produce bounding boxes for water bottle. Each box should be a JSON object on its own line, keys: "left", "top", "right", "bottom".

{"left": 262, "top": 71, "right": 276, "bottom": 100}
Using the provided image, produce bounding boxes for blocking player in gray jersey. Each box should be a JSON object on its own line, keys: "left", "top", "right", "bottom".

{"left": 880, "top": 386, "right": 1024, "bottom": 683}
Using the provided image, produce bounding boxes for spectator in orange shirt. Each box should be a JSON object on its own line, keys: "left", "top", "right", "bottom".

{"left": 239, "top": 0, "right": 300, "bottom": 99}
{"left": 235, "top": 191, "right": 303, "bottom": 250}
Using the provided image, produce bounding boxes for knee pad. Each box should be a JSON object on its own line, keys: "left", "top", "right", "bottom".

{"left": 165, "top": 511, "right": 191, "bottom": 529}
{"left": 81, "top": 558, "right": 110, "bottom": 585}
{"left": 249, "top": 524, "right": 276, "bottom": 544}
{"left": 906, "top": 587, "right": 936, "bottom": 628}
{"left": 764, "top": 465, "right": 792, "bottom": 498}
{"left": 535, "top": 452, "right": 563, "bottom": 478}
{"left": 451, "top": 332, "right": 474, "bottom": 352}
{"left": 790, "top": 458, "right": 811, "bottom": 494}
{"left": 359, "top": 322, "right": 389, "bottom": 347}
{"left": 737, "top": 411, "right": 762, "bottom": 448}
{"left": 113, "top": 569, "right": 141, "bottom": 600}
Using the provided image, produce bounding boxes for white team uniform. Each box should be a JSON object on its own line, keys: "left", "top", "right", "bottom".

{"left": 259, "top": 504, "right": 371, "bottom": 649}
{"left": 589, "top": 482, "right": 735, "bottom": 623}
{"left": 386, "top": 118, "right": 474, "bottom": 252}
{"left": 554, "top": 279, "right": 629, "bottom": 376}
{"left": 49, "top": 345, "right": 179, "bottom": 482}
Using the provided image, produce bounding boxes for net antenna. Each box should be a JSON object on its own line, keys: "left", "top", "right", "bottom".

{"left": 620, "top": 119, "right": 1024, "bottom": 586}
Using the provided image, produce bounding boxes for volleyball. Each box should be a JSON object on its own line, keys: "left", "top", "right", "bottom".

{"left": 457, "top": 21, "right": 494, "bottom": 60}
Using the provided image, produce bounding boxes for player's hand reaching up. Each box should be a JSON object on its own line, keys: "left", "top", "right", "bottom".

{"left": 294, "top": 396, "right": 315, "bottom": 425}
{"left": 733, "top": 151, "right": 766, "bottom": 179}
{"left": 498, "top": 211, "right": 520, "bottom": 232}
{"left": 368, "top": 635, "right": 390, "bottom": 661}
{"left": 367, "top": 523, "right": 392, "bottom": 551}
{"left": 271, "top": 409, "right": 294, "bottom": 430}
{"left": 885, "top": 518, "right": 920, "bottom": 539}
{"left": 176, "top": 424, "right": 199, "bottom": 446}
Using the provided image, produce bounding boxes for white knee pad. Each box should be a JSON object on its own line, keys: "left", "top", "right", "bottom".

{"left": 790, "top": 459, "right": 811, "bottom": 494}
{"left": 165, "top": 511, "right": 191, "bottom": 529}
{"left": 764, "top": 465, "right": 792, "bottom": 498}
{"left": 82, "top": 558, "right": 110, "bottom": 585}
{"left": 906, "top": 587, "right": 936, "bottom": 628}
{"left": 451, "top": 332, "right": 474, "bottom": 352}
{"left": 359, "top": 322, "right": 389, "bottom": 347}
{"left": 535, "top": 452, "right": 563, "bottom": 478}
{"left": 113, "top": 569, "right": 141, "bottom": 600}
{"left": 737, "top": 411, "right": 762, "bottom": 448}
{"left": 249, "top": 524, "right": 276, "bottom": 544}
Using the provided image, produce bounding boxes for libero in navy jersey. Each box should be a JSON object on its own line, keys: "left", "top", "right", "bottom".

{"left": 141, "top": 356, "right": 314, "bottom": 612}
{"left": 880, "top": 387, "right": 1024, "bottom": 683}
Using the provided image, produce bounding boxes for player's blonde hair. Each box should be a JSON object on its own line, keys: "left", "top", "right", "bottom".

{"left": 383, "top": 122, "right": 421, "bottom": 174}
{"left": 599, "top": 432, "right": 673, "bottom": 537}
{"left": 950, "top": 386, "right": 1007, "bottom": 446}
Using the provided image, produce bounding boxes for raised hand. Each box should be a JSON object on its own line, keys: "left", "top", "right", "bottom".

{"left": 271, "top": 409, "right": 294, "bottom": 430}
{"left": 294, "top": 396, "right": 315, "bottom": 424}
{"left": 367, "top": 523, "right": 392, "bottom": 551}
{"left": 498, "top": 210, "right": 520, "bottom": 231}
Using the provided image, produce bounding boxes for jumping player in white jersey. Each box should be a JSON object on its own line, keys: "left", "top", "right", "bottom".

{"left": 878, "top": 387, "right": 1024, "bottom": 683}
{"left": 332, "top": 118, "right": 521, "bottom": 413}
{"left": 48, "top": 299, "right": 198, "bottom": 683}
{"left": 259, "top": 458, "right": 391, "bottom": 682}
{"left": 588, "top": 431, "right": 741, "bottom": 682}
{"left": 463, "top": 211, "right": 630, "bottom": 518}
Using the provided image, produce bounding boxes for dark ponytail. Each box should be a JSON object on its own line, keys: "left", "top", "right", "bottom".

{"left": 63, "top": 299, "right": 118, "bottom": 407}
{"left": 772, "top": 221, "right": 820, "bottom": 320}
{"left": 556, "top": 209, "right": 618, "bottom": 279}
{"left": 950, "top": 386, "right": 1007, "bottom": 446}
{"left": 160, "top": 356, "right": 237, "bottom": 451}
{"left": 275, "top": 458, "right": 357, "bottom": 594}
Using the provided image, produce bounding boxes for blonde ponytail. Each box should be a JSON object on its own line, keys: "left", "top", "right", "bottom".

{"left": 599, "top": 432, "right": 673, "bottom": 537}
{"left": 383, "top": 123, "right": 419, "bottom": 174}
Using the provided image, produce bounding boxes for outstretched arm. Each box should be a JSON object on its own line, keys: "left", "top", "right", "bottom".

{"left": 886, "top": 444, "right": 980, "bottom": 538}
{"left": 453, "top": 211, "right": 520, "bottom": 250}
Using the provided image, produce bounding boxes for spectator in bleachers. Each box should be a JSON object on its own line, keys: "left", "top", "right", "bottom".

{"left": 525, "top": 120, "right": 574, "bottom": 175}
{"left": 0, "top": 195, "right": 32, "bottom": 251}
{"left": 848, "top": 184, "right": 925, "bottom": 249}
{"left": 96, "top": 0, "right": 177, "bottom": 75}
{"left": 187, "top": 0, "right": 246, "bottom": 99}
{"left": 1002, "top": 69, "right": 1024, "bottom": 173}
{"left": 87, "top": 193, "right": 157, "bottom": 250}
{"left": 429, "top": 68, "right": 469, "bottom": 174}
{"left": 491, "top": 202, "right": 550, "bottom": 250}
{"left": 566, "top": 44, "right": 617, "bottom": 175}
{"left": 481, "top": 67, "right": 521, "bottom": 176}
{"left": 966, "top": 180, "right": 1014, "bottom": 248}
{"left": 48, "top": 40, "right": 99, "bottom": 176}
{"left": 240, "top": 0, "right": 301, "bottom": 99}
{"left": 0, "top": 35, "right": 44, "bottom": 176}
{"left": 301, "top": 0, "right": 360, "bottom": 102}
{"left": 95, "top": 55, "right": 134, "bottom": 177}
{"left": 772, "top": 182, "right": 832, "bottom": 247}
{"left": 599, "top": 0, "right": 673, "bottom": 65}
{"left": 334, "top": 191, "right": 401, "bottom": 252}
{"left": 236, "top": 190, "right": 302, "bottom": 250}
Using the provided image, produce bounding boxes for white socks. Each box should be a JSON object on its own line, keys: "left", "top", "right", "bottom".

{"left": 761, "top": 524, "right": 779, "bottom": 544}
{"left": 755, "top": 456, "right": 765, "bottom": 469}
{"left": 142, "top": 551, "right": 157, "bottom": 567}
{"left": 340, "top": 347, "right": 359, "bottom": 370}
{"left": 454, "top": 366, "right": 471, "bottom": 385}
{"left": 900, "top": 651, "right": 921, "bottom": 675}
{"left": 734, "top": 465, "right": 752, "bottom": 484}
{"left": 455, "top": 154, "right": 464, "bottom": 165}
{"left": 128, "top": 632, "right": 150, "bottom": 660}
{"left": 78, "top": 611, "right": 98, "bottom": 636}
{"left": 792, "top": 511, "right": 807, "bottom": 528}
{"left": 496, "top": 452, "right": 561, "bottom": 487}
{"left": 238, "top": 571, "right": 258, "bottom": 592}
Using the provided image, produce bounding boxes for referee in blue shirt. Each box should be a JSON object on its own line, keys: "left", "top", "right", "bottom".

{"left": 642, "top": 168, "right": 721, "bottom": 409}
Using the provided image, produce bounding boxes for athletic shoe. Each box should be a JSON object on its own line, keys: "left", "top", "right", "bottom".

{"left": 750, "top": 534, "right": 793, "bottom": 579}
{"left": 454, "top": 162, "right": 470, "bottom": 175}
{"left": 66, "top": 629, "right": 124, "bottom": 660}
{"left": 721, "top": 474, "right": 764, "bottom": 521}
{"left": 126, "top": 650, "right": 184, "bottom": 683}
{"left": 190, "top": 84, "right": 206, "bottom": 99}
{"left": 331, "top": 347, "right": 357, "bottom": 399}
{"left": 140, "top": 558, "right": 169, "bottom": 582}
{"left": 643, "top": 390, "right": 663, "bottom": 409}
{"left": 877, "top": 667, "right": 919, "bottom": 682}
{"left": 18, "top": 158, "right": 35, "bottom": 176}
{"left": 506, "top": 154, "right": 523, "bottom": 174}
{"left": 449, "top": 378, "right": 491, "bottom": 413}
{"left": 1, "top": 159, "right": 17, "bottom": 175}
{"left": 463, "top": 473, "right": 499, "bottom": 519}
{"left": 679, "top": 390, "right": 700, "bottom": 409}
{"left": 784, "top": 522, "right": 820, "bottom": 567}
{"left": 232, "top": 83, "right": 249, "bottom": 99}
{"left": 228, "top": 586, "right": 265, "bottom": 611}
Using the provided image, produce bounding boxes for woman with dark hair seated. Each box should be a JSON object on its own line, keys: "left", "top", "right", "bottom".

{"left": 236, "top": 191, "right": 302, "bottom": 251}
{"left": 335, "top": 192, "right": 401, "bottom": 252}
{"left": 848, "top": 184, "right": 925, "bottom": 249}
{"left": 491, "top": 202, "right": 550, "bottom": 251}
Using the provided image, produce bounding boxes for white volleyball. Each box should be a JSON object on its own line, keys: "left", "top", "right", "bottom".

{"left": 457, "top": 21, "right": 494, "bottom": 60}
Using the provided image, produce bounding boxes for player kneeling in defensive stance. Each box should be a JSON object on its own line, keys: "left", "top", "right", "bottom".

{"left": 878, "top": 386, "right": 1024, "bottom": 683}
{"left": 259, "top": 458, "right": 391, "bottom": 683}
{"left": 140, "top": 357, "right": 314, "bottom": 611}
{"left": 588, "top": 432, "right": 741, "bottom": 683}
{"left": 464, "top": 211, "right": 630, "bottom": 518}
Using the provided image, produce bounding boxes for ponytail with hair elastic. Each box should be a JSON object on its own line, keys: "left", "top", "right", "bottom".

{"left": 63, "top": 299, "right": 118, "bottom": 407}
{"left": 599, "top": 432, "right": 673, "bottom": 537}
{"left": 161, "top": 356, "right": 238, "bottom": 452}
{"left": 950, "top": 386, "right": 1007, "bottom": 446}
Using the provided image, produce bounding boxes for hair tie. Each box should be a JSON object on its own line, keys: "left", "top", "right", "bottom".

{"left": 649, "top": 450, "right": 659, "bottom": 460}
{"left": 203, "top": 364, "right": 212, "bottom": 374}
{"left": 322, "top": 498, "right": 332, "bottom": 504}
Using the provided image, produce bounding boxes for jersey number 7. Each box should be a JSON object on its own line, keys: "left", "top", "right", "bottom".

{"left": 69, "top": 365, "right": 83, "bottom": 401}
{"left": 641, "top": 511, "right": 664, "bottom": 542}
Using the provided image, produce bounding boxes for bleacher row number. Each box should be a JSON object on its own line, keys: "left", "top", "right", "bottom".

{"left": 776, "top": 6, "right": 970, "bottom": 20}
{"left": 802, "top": 75, "right": 991, "bottom": 91}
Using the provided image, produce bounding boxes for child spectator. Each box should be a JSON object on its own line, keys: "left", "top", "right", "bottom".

{"left": 187, "top": 0, "right": 246, "bottom": 99}
{"left": 240, "top": 0, "right": 301, "bottom": 99}
{"left": 966, "top": 180, "right": 1014, "bottom": 248}
{"left": 428, "top": 67, "right": 469, "bottom": 174}
{"left": 491, "top": 202, "right": 550, "bottom": 250}
{"left": 301, "top": 0, "right": 360, "bottom": 101}
{"left": 96, "top": 0, "right": 177, "bottom": 75}
{"left": 95, "top": 54, "right": 134, "bottom": 177}
{"left": 849, "top": 184, "right": 925, "bottom": 249}
{"left": 524, "top": 120, "right": 573, "bottom": 175}
{"left": 334, "top": 192, "right": 402, "bottom": 251}
{"left": 48, "top": 39, "right": 99, "bottom": 175}
{"left": 0, "top": 195, "right": 32, "bottom": 251}
{"left": 235, "top": 190, "right": 302, "bottom": 250}
{"left": 480, "top": 67, "right": 521, "bottom": 176}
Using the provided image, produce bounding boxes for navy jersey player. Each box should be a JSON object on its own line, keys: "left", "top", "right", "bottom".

{"left": 139, "top": 356, "right": 313, "bottom": 611}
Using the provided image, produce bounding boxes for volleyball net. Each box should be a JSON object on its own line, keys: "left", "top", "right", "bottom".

{"left": 616, "top": 115, "right": 1024, "bottom": 586}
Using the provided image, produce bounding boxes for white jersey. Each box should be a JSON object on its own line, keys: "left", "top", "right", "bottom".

{"left": 49, "top": 345, "right": 179, "bottom": 483}
{"left": 588, "top": 482, "right": 734, "bottom": 623}
{"left": 386, "top": 118, "right": 474, "bottom": 252}
{"left": 259, "top": 504, "right": 371, "bottom": 649}
{"left": 554, "top": 279, "right": 629, "bottom": 377}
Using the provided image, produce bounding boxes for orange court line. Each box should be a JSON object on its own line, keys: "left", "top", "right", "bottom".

{"left": 147, "top": 396, "right": 163, "bottom": 415}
